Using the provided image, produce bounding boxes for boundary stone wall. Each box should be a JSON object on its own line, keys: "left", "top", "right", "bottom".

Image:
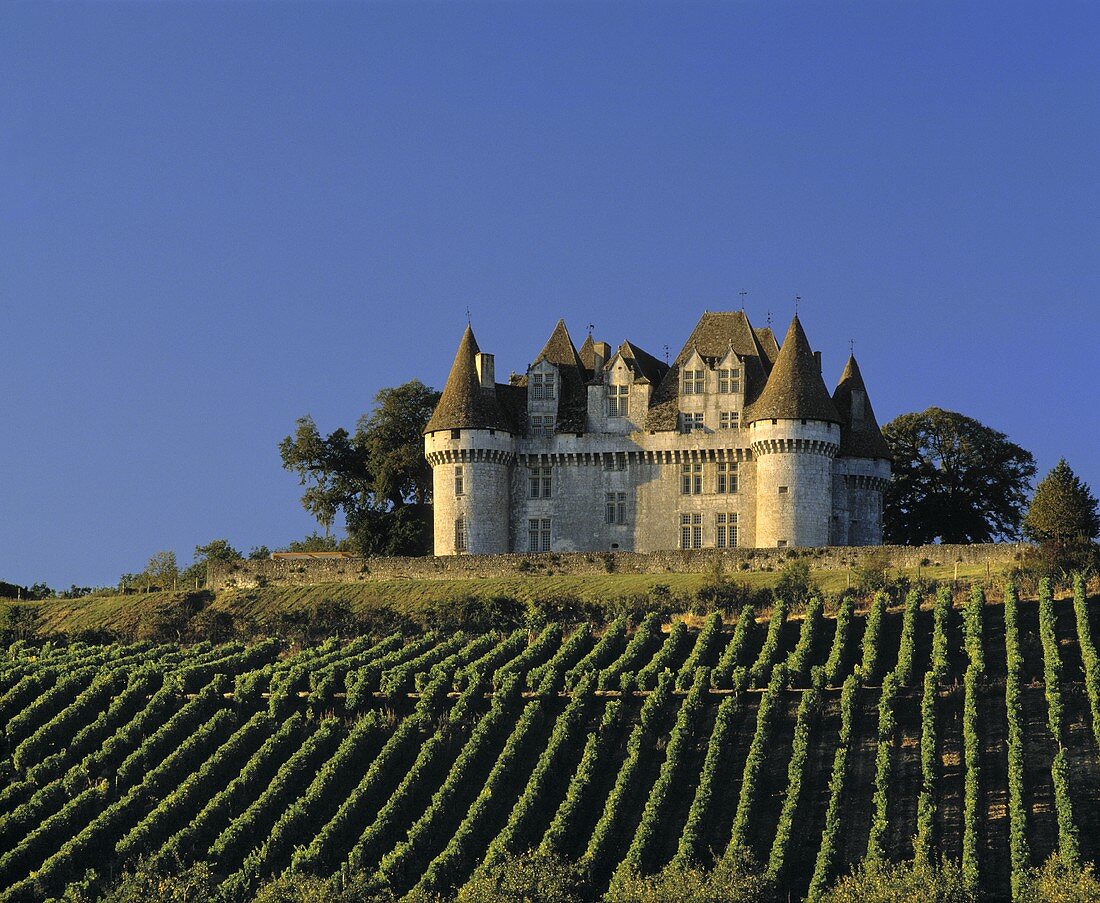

{"left": 207, "top": 543, "right": 1027, "bottom": 592}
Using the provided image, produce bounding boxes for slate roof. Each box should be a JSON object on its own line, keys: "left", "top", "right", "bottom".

{"left": 745, "top": 315, "right": 842, "bottom": 425}
{"left": 423, "top": 325, "right": 515, "bottom": 434}
{"left": 613, "top": 341, "right": 669, "bottom": 386}
{"left": 645, "top": 311, "right": 773, "bottom": 430}
{"left": 578, "top": 334, "right": 598, "bottom": 373}
{"left": 533, "top": 319, "right": 588, "bottom": 433}
{"left": 754, "top": 327, "right": 780, "bottom": 365}
{"left": 832, "top": 355, "right": 893, "bottom": 460}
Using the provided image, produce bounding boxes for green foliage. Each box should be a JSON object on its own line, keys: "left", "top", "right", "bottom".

{"left": 1071, "top": 574, "right": 1100, "bottom": 751}
{"left": 895, "top": 588, "right": 921, "bottom": 686}
{"left": 961, "top": 664, "right": 981, "bottom": 890}
{"left": 931, "top": 587, "right": 951, "bottom": 684}
{"left": 883, "top": 406, "right": 1036, "bottom": 543}
{"left": 278, "top": 381, "right": 440, "bottom": 555}
{"left": 606, "top": 851, "right": 769, "bottom": 903}
{"left": 915, "top": 669, "right": 938, "bottom": 864}
{"left": 785, "top": 596, "right": 823, "bottom": 681}
{"left": 749, "top": 598, "right": 788, "bottom": 687}
{"left": 819, "top": 859, "right": 974, "bottom": 903}
{"left": 824, "top": 596, "right": 855, "bottom": 686}
{"left": 1004, "top": 581, "right": 1031, "bottom": 896}
{"left": 1024, "top": 459, "right": 1100, "bottom": 545}
{"left": 859, "top": 592, "right": 888, "bottom": 683}
{"left": 456, "top": 850, "right": 587, "bottom": 903}
{"left": 774, "top": 559, "right": 815, "bottom": 606}
{"left": 712, "top": 604, "right": 756, "bottom": 689}
{"left": 676, "top": 612, "right": 722, "bottom": 689}
{"left": 865, "top": 670, "right": 898, "bottom": 865}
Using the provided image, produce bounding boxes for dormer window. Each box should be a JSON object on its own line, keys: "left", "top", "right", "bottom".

{"left": 682, "top": 369, "right": 704, "bottom": 395}
{"left": 680, "top": 412, "right": 704, "bottom": 434}
{"left": 531, "top": 414, "right": 554, "bottom": 436}
{"left": 531, "top": 372, "right": 556, "bottom": 400}
{"left": 718, "top": 368, "right": 741, "bottom": 394}
{"left": 608, "top": 384, "right": 629, "bottom": 417}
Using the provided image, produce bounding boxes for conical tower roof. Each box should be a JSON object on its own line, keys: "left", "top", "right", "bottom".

{"left": 424, "top": 325, "right": 511, "bottom": 434}
{"left": 745, "top": 315, "right": 841, "bottom": 424}
{"left": 832, "top": 354, "right": 892, "bottom": 459}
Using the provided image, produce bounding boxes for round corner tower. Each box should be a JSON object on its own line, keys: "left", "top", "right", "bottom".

{"left": 747, "top": 315, "right": 842, "bottom": 548}
{"left": 424, "top": 325, "right": 516, "bottom": 555}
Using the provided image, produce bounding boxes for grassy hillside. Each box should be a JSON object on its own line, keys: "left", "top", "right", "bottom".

{"left": 0, "top": 580, "right": 1097, "bottom": 901}
{"left": 6, "top": 560, "right": 1003, "bottom": 638}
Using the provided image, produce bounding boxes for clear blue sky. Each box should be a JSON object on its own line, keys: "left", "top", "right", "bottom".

{"left": 3, "top": 2, "right": 1098, "bottom": 588}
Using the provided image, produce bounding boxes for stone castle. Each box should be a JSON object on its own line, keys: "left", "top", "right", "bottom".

{"left": 423, "top": 311, "right": 892, "bottom": 556}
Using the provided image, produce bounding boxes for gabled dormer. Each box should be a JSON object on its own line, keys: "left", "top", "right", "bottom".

{"left": 679, "top": 348, "right": 708, "bottom": 397}
{"left": 526, "top": 357, "right": 559, "bottom": 436}
{"left": 527, "top": 319, "right": 588, "bottom": 436}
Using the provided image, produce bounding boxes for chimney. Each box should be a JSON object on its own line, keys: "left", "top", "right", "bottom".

{"left": 814, "top": 351, "right": 822, "bottom": 373}
{"left": 593, "top": 341, "right": 611, "bottom": 373}
{"left": 475, "top": 352, "right": 495, "bottom": 390}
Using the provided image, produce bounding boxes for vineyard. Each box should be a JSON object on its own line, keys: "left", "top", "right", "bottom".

{"left": 1, "top": 577, "right": 1099, "bottom": 901}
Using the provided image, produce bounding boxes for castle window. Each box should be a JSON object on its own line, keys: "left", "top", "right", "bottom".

{"left": 718, "top": 368, "right": 741, "bottom": 394}
{"left": 604, "top": 453, "right": 626, "bottom": 471}
{"left": 716, "top": 512, "right": 738, "bottom": 548}
{"left": 529, "top": 518, "right": 551, "bottom": 552}
{"left": 531, "top": 372, "right": 556, "bottom": 400}
{"left": 451, "top": 429, "right": 461, "bottom": 440}
{"left": 454, "top": 465, "right": 464, "bottom": 496}
{"left": 778, "top": 485, "right": 789, "bottom": 495}
{"left": 454, "top": 517, "right": 467, "bottom": 553}
{"left": 719, "top": 411, "right": 740, "bottom": 430}
{"left": 679, "top": 513, "right": 702, "bottom": 549}
{"left": 682, "top": 369, "right": 704, "bottom": 395}
{"left": 531, "top": 414, "right": 554, "bottom": 436}
{"left": 777, "top": 539, "right": 788, "bottom": 549}
{"left": 608, "top": 384, "right": 629, "bottom": 417}
{"left": 716, "top": 461, "right": 738, "bottom": 494}
{"left": 680, "top": 462, "right": 702, "bottom": 495}
{"left": 606, "top": 492, "right": 626, "bottom": 524}
{"left": 529, "top": 466, "right": 553, "bottom": 498}
{"left": 680, "top": 412, "right": 704, "bottom": 434}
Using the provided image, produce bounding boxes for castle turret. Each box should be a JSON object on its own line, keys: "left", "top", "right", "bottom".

{"left": 747, "top": 315, "right": 842, "bottom": 548}
{"left": 424, "top": 325, "right": 516, "bottom": 554}
{"left": 830, "top": 354, "right": 892, "bottom": 545}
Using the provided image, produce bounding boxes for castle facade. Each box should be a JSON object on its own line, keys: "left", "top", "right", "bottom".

{"left": 423, "top": 311, "right": 892, "bottom": 556}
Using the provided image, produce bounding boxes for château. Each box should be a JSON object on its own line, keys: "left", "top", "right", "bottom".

{"left": 423, "top": 311, "right": 891, "bottom": 556}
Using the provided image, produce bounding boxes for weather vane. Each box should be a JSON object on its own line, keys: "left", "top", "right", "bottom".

{"left": 738, "top": 289, "right": 748, "bottom": 310}
{"left": 465, "top": 306, "right": 471, "bottom": 325}
{"left": 794, "top": 294, "right": 801, "bottom": 315}
{"left": 587, "top": 323, "right": 594, "bottom": 336}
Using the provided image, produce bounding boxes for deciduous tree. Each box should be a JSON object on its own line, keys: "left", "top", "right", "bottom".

{"left": 882, "top": 407, "right": 1035, "bottom": 544}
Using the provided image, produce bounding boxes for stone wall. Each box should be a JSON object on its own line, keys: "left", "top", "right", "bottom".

{"left": 207, "top": 542, "right": 1027, "bottom": 592}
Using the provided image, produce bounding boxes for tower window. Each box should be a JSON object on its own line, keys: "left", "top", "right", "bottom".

{"left": 719, "top": 411, "right": 740, "bottom": 430}
{"left": 529, "top": 518, "right": 551, "bottom": 552}
{"left": 716, "top": 512, "right": 738, "bottom": 548}
{"left": 454, "top": 517, "right": 467, "bottom": 553}
{"left": 604, "top": 453, "right": 626, "bottom": 471}
{"left": 451, "top": 429, "right": 461, "bottom": 440}
{"left": 679, "top": 513, "right": 703, "bottom": 549}
{"left": 680, "top": 412, "right": 704, "bottom": 434}
{"left": 529, "top": 466, "right": 552, "bottom": 498}
{"left": 606, "top": 492, "right": 626, "bottom": 524}
{"left": 718, "top": 368, "right": 741, "bottom": 393}
{"left": 531, "top": 414, "right": 554, "bottom": 436}
{"left": 717, "top": 461, "right": 738, "bottom": 494}
{"left": 531, "top": 372, "right": 556, "bottom": 400}
{"left": 680, "top": 462, "right": 702, "bottom": 495}
{"left": 454, "top": 465, "right": 464, "bottom": 496}
{"left": 777, "top": 539, "right": 788, "bottom": 549}
{"left": 682, "top": 369, "right": 704, "bottom": 395}
{"left": 608, "top": 384, "right": 629, "bottom": 417}
{"left": 778, "top": 485, "right": 789, "bottom": 495}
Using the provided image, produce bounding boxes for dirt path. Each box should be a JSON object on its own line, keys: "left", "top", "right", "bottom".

{"left": 1020, "top": 685, "right": 1059, "bottom": 867}
{"left": 782, "top": 692, "right": 841, "bottom": 900}
{"left": 888, "top": 687, "right": 922, "bottom": 862}
{"left": 835, "top": 687, "right": 879, "bottom": 875}
{"left": 976, "top": 683, "right": 1011, "bottom": 900}
{"left": 745, "top": 692, "right": 800, "bottom": 867}
{"left": 937, "top": 687, "right": 964, "bottom": 864}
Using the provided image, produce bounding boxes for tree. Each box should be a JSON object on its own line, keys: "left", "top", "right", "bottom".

{"left": 882, "top": 407, "right": 1036, "bottom": 545}
{"left": 1024, "top": 460, "right": 1100, "bottom": 545}
{"left": 140, "top": 550, "right": 179, "bottom": 591}
{"left": 180, "top": 540, "right": 244, "bottom": 587}
{"left": 279, "top": 380, "right": 440, "bottom": 556}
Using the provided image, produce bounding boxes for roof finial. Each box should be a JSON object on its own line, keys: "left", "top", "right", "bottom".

{"left": 663, "top": 344, "right": 670, "bottom": 364}
{"left": 766, "top": 309, "right": 772, "bottom": 327}
{"left": 465, "top": 306, "right": 471, "bottom": 326}
{"left": 587, "top": 323, "right": 594, "bottom": 337}
{"left": 794, "top": 294, "right": 801, "bottom": 315}
{"left": 738, "top": 289, "right": 748, "bottom": 310}
{"left": 849, "top": 338, "right": 855, "bottom": 356}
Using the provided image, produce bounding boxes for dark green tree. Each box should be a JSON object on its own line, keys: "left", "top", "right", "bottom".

{"left": 882, "top": 407, "right": 1036, "bottom": 544}
{"left": 279, "top": 380, "right": 440, "bottom": 556}
{"left": 1023, "top": 459, "right": 1100, "bottom": 545}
